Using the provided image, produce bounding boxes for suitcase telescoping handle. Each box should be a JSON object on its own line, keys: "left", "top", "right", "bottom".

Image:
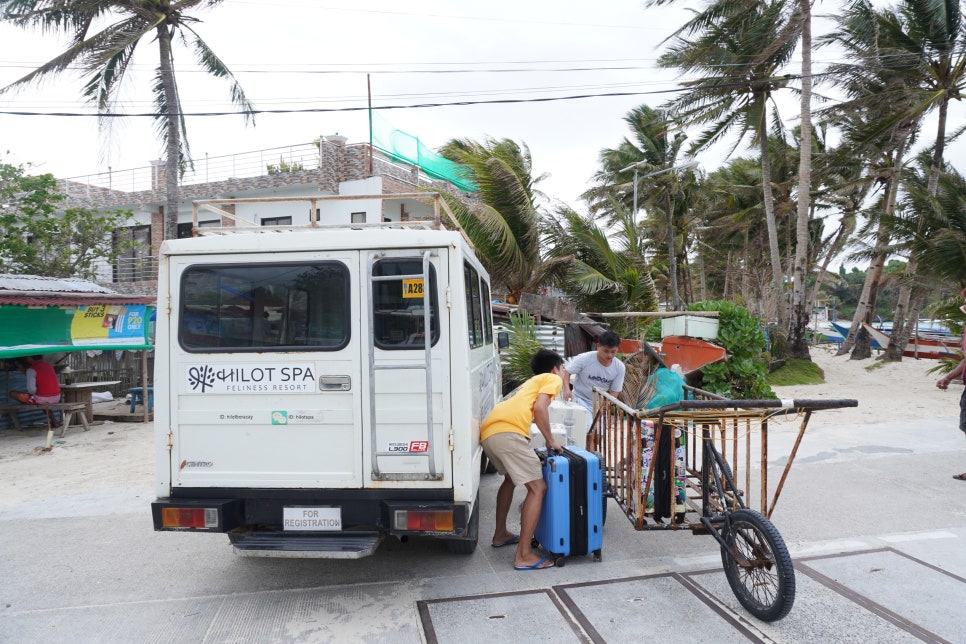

{"left": 536, "top": 447, "right": 559, "bottom": 472}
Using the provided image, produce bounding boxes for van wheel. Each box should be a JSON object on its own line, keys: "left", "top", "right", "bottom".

{"left": 481, "top": 455, "right": 497, "bottom": 475}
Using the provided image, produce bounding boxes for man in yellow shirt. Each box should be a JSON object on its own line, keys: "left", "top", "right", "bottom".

{"left": 481, "top": 349, "right": 564, "bottom": 570}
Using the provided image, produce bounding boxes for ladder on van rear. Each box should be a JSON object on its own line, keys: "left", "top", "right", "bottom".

{"left": 367, "top": 249, "right": 441, "bottom": 481}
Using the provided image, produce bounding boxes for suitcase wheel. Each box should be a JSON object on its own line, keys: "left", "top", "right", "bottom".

{"left": 552, "top": 555, "right": 566, "bottom": 568}
{"left": 593, "top": 549, "right": 602, "bottom": 562}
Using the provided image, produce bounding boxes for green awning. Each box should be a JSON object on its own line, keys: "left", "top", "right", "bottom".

{"left": 0, "top": 303, "right": 154, "bottom": 359}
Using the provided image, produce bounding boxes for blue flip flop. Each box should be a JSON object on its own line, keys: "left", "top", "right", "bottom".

{"left": 491, "top": 534, "right": 519, "bottom": 548}
{"left": 514, "top": 556, "right": 553, "bottom": 571}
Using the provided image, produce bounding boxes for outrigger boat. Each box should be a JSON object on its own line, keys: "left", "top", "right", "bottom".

{"left": 861, "top": 322, "right": 961, "bottom": 360}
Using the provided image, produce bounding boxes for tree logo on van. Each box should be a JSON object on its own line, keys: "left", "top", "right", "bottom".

{"left": 188, "top": 365, "right": 216, "bottom": 392}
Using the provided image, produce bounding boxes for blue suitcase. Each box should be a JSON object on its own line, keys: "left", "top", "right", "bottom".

{"left": 534, "top": 445, "right": 604, "bottom": 565}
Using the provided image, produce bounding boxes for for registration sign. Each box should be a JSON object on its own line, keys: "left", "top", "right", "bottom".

{"left": 282, "top": 506, "right": 342, "bottom": 531}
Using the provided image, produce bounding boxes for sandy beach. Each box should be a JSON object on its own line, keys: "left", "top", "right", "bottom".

{"left": 0, "top": 346, "right": 961, "bottom": 509}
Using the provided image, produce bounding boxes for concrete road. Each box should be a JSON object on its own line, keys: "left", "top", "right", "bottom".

{"left": 2, "top": 414, "right": 966, "bottom": 643}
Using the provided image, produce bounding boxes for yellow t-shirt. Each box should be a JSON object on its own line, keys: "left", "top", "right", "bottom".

{"left": 480, "top": 372, "right": 562, "bottom": 442}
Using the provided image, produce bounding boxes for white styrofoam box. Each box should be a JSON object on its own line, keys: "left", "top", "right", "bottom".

{"left": 530, "top": 423, "right": 570, "bottom": 449}
{"left": 549, "top": 399, "right": 590, "bottom": 433}
{"left": 530, "top": 400, "right": 591, "bottom": 449}
{"left": 660, "top": 315, "right": 720, "bottom": 340}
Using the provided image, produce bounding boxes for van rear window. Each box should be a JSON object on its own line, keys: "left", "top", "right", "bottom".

{"left": 372, "top": 258, "right": 439, "bottom": 349}
{"left": 179, "top": 262, "right": 349, "bottom": 351}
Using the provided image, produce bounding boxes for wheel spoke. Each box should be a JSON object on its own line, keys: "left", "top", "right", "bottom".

{"left": 720, "top": 509, "right": 795, "bottom": 621}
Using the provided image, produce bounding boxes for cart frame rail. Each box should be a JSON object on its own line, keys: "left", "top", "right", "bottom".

{"left": 588, "top": 386, "right": 858, "bottom": 530}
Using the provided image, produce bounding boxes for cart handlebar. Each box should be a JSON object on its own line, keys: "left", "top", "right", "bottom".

{"left": 639, "top": 398, "right": 858, "bottom": 418}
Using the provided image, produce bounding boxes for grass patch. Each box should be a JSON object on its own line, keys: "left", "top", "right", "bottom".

{"left": 767, "top": 358, "right": 825, "bottom": 386}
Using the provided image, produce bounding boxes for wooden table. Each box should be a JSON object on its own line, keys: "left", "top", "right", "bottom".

{"left": 61, "top": 381, "right": 121, "bottom": 425}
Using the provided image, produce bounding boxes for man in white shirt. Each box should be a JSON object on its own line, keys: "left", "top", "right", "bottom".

{"left": 561, "top": 331, "right": 625, "bottom": 429}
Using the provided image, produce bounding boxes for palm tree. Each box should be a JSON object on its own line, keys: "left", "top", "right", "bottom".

{"left": 584, "top": 105, "right": 687, "bottom": 219}
{"left": 817, "top": 0, "right": 926, "bottom": 358}
{"left": 905, "top": 166, "right": 966, "bottom": 285}
{"left": 652, "top": 0, "right": 800, "bottom": 325}
{"left": 0, "top": 0, "right": 254, "bottom": 240}
{"left": 891, "top": 153, "right": 966, "bottom": 302}
{"left": 870, "top": 0, "right": 966, "bottom": 359}
{"left": 584, "top": 104, "right": 694, "bottom": 309}
{"left": 699, "top": 158, "right": 776, "bottom": 312}
{"left": 438, "top": 137, "right": 570, "bottom": 303}
{"left": 805, "top": 139, "right": 868, "bottom": 314}
{"left": 788, "top": 0, "right": 814, "bottom": 360}
{"left": 545, "top": 202, "right": 659, "bottom": 338}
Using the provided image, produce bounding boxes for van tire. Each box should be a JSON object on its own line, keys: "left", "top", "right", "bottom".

{"left": 481, "top": 455, "right": 497, "bottom": 475}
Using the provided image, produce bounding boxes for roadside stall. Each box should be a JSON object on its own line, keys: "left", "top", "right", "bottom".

{"left": 0, "top": 275, "right": 154, "bottom": 449}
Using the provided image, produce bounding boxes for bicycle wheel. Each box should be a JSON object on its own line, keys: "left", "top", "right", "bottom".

{"left": 720, "top": 509, "right": 795, "bottom": 622}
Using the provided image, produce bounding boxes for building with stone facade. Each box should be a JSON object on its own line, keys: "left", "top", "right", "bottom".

{"left": 59, "top": 134, "right": 477, "bottom": 295}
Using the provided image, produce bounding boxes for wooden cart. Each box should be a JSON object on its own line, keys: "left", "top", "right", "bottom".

{"left": 588, "top": 381, "right": 857, "bottom": 622}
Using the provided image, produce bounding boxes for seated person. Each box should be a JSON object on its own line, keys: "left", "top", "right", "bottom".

{"left": 8, "top": 355, "right": 62, "bottom": 405}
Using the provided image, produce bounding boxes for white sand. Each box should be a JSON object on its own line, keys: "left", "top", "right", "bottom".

{"left": 0, "top": 409, "right": 153, "bottom": 508}
{"left": 0, "top": 346, "right": 960, "bottom": 508}
{"left": 768, "top": 345, "right": 959, "bottom": 427}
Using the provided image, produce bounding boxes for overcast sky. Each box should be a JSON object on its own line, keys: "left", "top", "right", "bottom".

{"left": 1, "top": 0, "right": 964, "bottom": 225}
{"left": 0, "top": 0, "right": 718, "bottom": 207}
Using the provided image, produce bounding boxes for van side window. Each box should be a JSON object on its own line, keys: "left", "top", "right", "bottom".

{"left": 481, "top": 280, "right": 493, "bottom": 344}
{"left": 464, "top": 263, "right": 483, "bottom": 348}
{"left": 179, "top": 262, "right": 349, "bottom": 351}
{"left": 373, "top": 259, "right": 439, "bottom": 350}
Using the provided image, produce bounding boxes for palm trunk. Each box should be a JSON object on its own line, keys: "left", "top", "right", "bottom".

{"left": 665, "top": 188, "right": 680, "bottom": 309}
{"left": 760, "top": 121, "right": 785, "bottom": 327}
{"left": 788, "top": 0, "right": 813, "bottom": 360}
{"left": 158, "top": 24, "right": 181, "bottom": 241}
{"left": 837, "top": 190, "right": 899, "bottom": 357}
{"left": 808, "top": 214, "right": 855, "bottom": 313}
{"left": 887, "top": 98, "right": 949, "bottom": 360}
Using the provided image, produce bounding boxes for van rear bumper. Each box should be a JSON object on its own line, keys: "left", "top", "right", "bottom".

{"left": 151, "top": 490, "right": 475, "bottom": 542}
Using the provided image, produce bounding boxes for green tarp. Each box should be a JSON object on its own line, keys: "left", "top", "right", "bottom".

{"left": 0, "top": 303, "right": 154, "bottom": 359}
{"left": 371, "top": 113, "right": 478, "bottom": 192}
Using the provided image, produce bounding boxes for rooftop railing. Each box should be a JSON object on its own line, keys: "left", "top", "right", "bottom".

{"left": 60, "top": 142, "right": 324, "bottom": 195}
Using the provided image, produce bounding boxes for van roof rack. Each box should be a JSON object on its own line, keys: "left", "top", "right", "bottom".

{"left": 190, "top": 192, "right": 474, "bottom": 248}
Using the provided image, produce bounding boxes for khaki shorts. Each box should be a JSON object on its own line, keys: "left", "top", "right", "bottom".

{"left": 482, "top": 431, "right": 542, "bottom": 486}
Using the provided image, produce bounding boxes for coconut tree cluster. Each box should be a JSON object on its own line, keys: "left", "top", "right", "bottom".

{"left": 438, "top": 0, "right": 966, "bottom": 362}
{"left": 5, "top": 0, "right": 966, "bottom": 361}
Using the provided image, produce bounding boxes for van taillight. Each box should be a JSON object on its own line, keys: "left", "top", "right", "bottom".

{"left": 162, "top": 507, "right": 214, "bottom": 529}
{"left": 393, "top": 510, "right": 454, "bottom": 532}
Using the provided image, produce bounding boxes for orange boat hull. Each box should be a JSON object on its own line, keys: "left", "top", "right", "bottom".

{"left": 656, "top": 336, "right": 727, "bottom": 374}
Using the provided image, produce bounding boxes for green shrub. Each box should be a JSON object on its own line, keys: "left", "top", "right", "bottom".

{"left": 500, "top": 312, "right": 544, "bottom": 393}
{"left": 688, "top": 300, "right": 775, "bottom": 399}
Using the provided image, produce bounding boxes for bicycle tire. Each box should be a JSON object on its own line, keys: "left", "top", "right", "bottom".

{"left": 720, "top": 509, "right": 795, "bottom": 622}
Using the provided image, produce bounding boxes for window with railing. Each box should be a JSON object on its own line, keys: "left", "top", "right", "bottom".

{"left": 113, "top": 225, "right": 153, "bottom": 282}
{"left": 177, "top": 220, "right": 220, "bottom": 238}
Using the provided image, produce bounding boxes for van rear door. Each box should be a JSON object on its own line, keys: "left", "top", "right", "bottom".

{"left": 167, "top": 253, "right": 363, "bottom": 489}
{"left": 366, "top": 249, "right": 451, "bottom": 486}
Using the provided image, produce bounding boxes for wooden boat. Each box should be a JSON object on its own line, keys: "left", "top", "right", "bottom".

{"left": 830, "top": 320, "right": 882, "bottom": 348}
{"left": 861, "top": 323, "right": 960, "bottom": 360}
{"left": 655, "top": 335, "right": 728, "bottom": 375}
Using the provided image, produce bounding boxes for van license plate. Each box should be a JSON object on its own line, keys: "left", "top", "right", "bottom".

{"left": 282, "top": 506, "right": 342, "bottom": 531}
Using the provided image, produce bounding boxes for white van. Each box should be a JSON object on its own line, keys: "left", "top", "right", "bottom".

{"left": 151, "top": 195, "right": 504, "bottom": 557}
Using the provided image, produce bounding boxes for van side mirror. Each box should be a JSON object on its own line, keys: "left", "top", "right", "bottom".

{"left": 497, "top": 331, "right": 510, "bottom": 349}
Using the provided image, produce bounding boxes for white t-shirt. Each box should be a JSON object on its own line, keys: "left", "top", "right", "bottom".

{"left": 566, "top": 351, "right": 626, "bottom": 404}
